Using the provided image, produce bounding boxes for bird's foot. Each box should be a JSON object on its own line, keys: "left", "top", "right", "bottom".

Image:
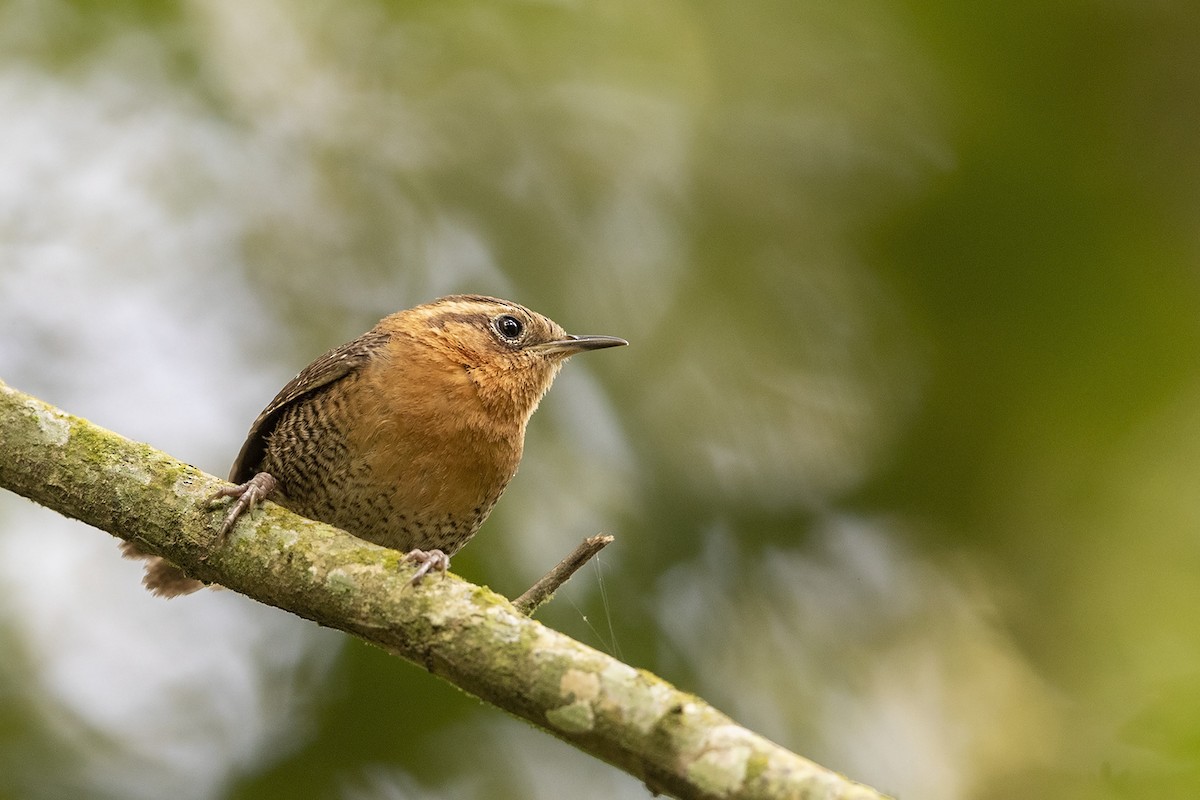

{"left": 207, "top": 472, "right": 278, "bottom": 541}
{"left": 404, "top": 548, "right": 450, "bottom": 586}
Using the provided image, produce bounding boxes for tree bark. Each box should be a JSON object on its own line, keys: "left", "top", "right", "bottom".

{"left": 0, "top": 379, "right": 889, "bottom": 800}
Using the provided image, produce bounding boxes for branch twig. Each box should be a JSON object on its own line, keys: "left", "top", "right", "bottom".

{"left": 0, "top": 379, "right": 890, "bottom": 800}
{"left": 514, "top": 533, "right": 614, "bottom": 616}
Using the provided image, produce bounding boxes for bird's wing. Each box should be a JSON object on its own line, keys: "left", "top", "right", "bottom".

{"left": 228, "top": 328, "right": 392, "bottom": 483}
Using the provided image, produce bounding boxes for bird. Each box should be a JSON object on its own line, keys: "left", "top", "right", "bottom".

{"left": 129, "top": 294, "right": 626, "bottom": 597}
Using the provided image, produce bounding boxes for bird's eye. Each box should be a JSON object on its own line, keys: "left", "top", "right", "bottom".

{"left": 494, "top": 314, "right": 525, "bottom": 341}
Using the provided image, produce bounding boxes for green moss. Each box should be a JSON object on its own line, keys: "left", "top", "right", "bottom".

{"left": 745, "top": 752, "right": 769, "bottom": 782}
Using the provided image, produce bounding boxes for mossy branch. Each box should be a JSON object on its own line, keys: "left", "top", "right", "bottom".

{"left": 0, "top": 379, "right": 889, "bottom": 800}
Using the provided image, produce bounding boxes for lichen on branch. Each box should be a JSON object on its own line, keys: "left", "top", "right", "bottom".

{"left": 0, "top": 379, "right": 889, "bottom": 800}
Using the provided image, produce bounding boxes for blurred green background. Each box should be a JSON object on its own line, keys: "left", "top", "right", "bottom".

{"left": 1, "top": 1, "right": 1199, "bottom": 799}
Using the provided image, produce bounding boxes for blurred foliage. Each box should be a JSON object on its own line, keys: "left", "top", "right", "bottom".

{"left": 1, "top": 1, "right": 1200, "bottom": 799}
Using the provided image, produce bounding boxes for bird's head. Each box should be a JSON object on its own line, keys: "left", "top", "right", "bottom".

{"left": 393, "top": 295, "right": 626, "bottom": 426}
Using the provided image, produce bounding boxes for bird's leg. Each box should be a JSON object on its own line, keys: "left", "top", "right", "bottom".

{"left": 207, "top": 472, "right": 278, "bottom": 541}
{"left": 404, "top": 548, "right": 450, "bottom": 586}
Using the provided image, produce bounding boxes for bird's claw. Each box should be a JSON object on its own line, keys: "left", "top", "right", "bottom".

{"left": 207, "top": 472, "right": 278, "bottom": 541}
{"left": 404, "top": 548, "right": 450, "bottom": 586}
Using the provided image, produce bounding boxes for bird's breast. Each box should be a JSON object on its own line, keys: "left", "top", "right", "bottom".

{"left": 337, "top": 352, "right": 526, "bottom": 552}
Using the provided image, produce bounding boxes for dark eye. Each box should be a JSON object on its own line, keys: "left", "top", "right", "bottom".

{"left": 494, "top": 314, "right": 524, "bottom": 341}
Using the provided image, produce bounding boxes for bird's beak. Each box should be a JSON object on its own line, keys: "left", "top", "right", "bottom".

{"left": 532, "top": 334, "right": 628, "bottom": 357}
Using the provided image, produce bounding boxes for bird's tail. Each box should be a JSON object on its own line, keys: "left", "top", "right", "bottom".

{"left": 118, "top": 541, "right": 206, "bottom": 598}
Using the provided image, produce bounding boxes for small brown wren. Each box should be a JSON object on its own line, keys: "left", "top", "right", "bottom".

{"left": 136, "top": 295, "right": 626, "bottom": 597}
